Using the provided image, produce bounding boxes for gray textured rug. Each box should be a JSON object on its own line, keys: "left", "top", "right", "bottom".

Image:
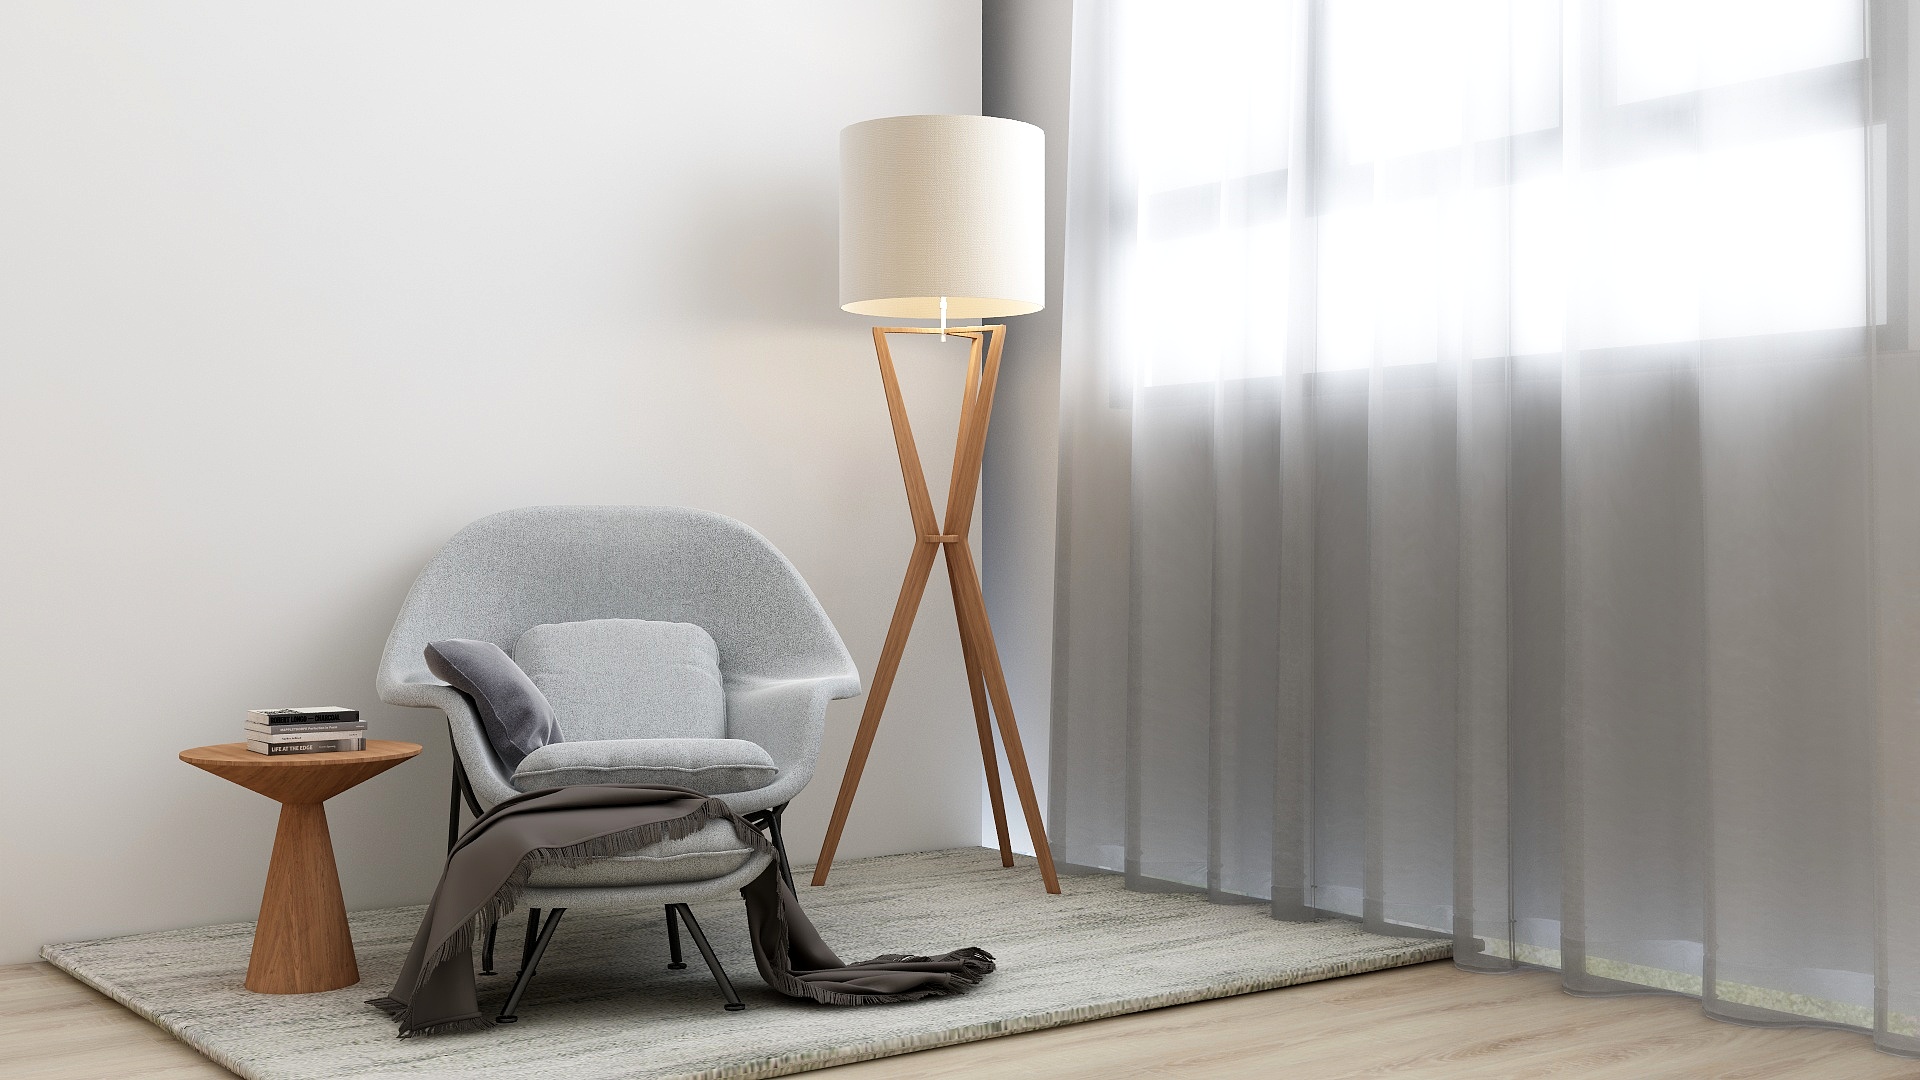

{"left": 44, "top": 849, "right": 1450, "bottom": 1080}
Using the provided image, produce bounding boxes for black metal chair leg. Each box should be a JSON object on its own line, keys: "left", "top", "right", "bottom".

{"left": 497, "top": 908, "right": 565, "bottom": 1024}
{"left": 766, "top": 806, "right": 796, "bottom": 895}
{"left": 445, "top": 757, "right": 483, "bottom": 855}
{"left": 670, "top": 903, "right": 745, "bottom": 1011}
{"left": 480, "top": 920, "right": 498, "bottom": 975}
{"left": 520, "top": 908, "right": 543, "bottom": 970}
{"left": 454, "top": 756, "right": 484, "bottom": 818}
{"left": 446, "top": 769, "right": 462, "bottom": 854}
{"left": 744, "top": 804, "right": 796, "bottom": 895}
{"left": 666, "top": 905, "right": 687, "bottom": 969}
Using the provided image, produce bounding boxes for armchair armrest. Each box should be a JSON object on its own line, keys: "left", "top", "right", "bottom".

{"left": 380, "top": 670, "right": 521, "bottom": 809}
{"left": 721, "top": 671, "right": 860, "bottom": 813}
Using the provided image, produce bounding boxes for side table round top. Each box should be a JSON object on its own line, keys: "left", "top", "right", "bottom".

{"left": 180, "top": 740, "right": 422, "bottom": 804}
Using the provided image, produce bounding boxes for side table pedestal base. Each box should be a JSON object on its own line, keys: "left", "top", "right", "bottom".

{"left": 247, "top": 801, "right": 358, "bottom": 994}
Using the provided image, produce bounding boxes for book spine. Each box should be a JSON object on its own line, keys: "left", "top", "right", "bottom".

{"left": 245, "top": 738, "right": 367, "bottom": 755}
{"left": 244, "top": 722, "right": 369, "bottom": 738}
{"left": 247, "top": 709, "right": 361, "bottom": 725}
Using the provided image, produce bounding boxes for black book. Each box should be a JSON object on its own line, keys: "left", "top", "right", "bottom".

{"left": 245, "top": 737, "right": 366, "bottom": 756}
{"left": 248, "top": 707, "right": 359, "bottom": 726}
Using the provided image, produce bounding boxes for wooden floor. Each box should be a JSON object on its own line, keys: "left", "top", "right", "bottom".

{"left": 7, "top": 958, "right": 1917, "bottom": 1079}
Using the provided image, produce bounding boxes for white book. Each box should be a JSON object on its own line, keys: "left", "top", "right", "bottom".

{"left": 244, "top": 725, "right": 368, "bottom": 743}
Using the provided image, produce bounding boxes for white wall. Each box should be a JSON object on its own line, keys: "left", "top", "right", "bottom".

{"left": 0, "top": 0, "right": 984, "bottom": 965}
{"left": 981, "top": 0, "right": 1072, "bottom": 855}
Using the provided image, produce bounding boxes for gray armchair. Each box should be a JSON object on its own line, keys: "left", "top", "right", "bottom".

{"left": 376, "top": 505, "right": 861, "bottom": 1016}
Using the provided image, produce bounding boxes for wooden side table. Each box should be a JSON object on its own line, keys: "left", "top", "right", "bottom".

{"left": 180, "top": 740, "right": 421, "bottom": 994}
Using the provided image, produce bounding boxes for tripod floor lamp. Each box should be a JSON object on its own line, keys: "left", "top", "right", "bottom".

{"left": 811, "top": 114, "right": 1060, "bottom": 894}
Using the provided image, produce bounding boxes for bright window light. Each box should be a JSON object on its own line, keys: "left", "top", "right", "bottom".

{"left": 1109, "top": 0, "right": 1876, "bottom": 387}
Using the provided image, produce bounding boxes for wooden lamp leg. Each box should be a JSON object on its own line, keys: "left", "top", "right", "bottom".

{"left": 947, "top": 541, "right": 1060, "bottom": 892}
{"left": 953, "top": 558, "right": 1015, "bottom": 867}
{"left": 811, "top": 540, "right": 941, "bottom": 885}
{"left": 812, "top": 325, "right": 1057, "bottom": 893}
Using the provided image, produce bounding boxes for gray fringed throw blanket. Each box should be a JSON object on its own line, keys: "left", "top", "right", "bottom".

{"left": 368, "top": 785, "right": 994, "bottom": 1035}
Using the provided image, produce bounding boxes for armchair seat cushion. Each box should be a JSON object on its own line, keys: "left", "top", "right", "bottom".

{"left": 523, "top": 817, "right": 757, "bottom": 888}
{"left": 512, "top": 737, "right": 779, "bottom": 796}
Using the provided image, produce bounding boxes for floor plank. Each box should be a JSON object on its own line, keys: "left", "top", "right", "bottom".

{"left": 3, "top": 963, "right": 233, "bottom": 1080}
{"left": 823, "top": 963, "right": 1920, "bottom": 1079}
{"left": 7, "top": 959, "right": 1915, "bottom": 1078}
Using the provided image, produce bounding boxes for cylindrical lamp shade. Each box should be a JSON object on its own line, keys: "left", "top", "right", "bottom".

{"left": 840, "top": 114, "right": 1044, "bottom": 320}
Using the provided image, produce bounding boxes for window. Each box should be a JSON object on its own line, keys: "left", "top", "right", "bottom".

{"left": 1108, "top": 0, "right": 1881, "bottom": 386}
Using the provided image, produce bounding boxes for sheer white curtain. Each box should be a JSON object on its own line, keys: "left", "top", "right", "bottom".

{"left": 1051, "top": 0, "right": 1920, "bottom": 1053}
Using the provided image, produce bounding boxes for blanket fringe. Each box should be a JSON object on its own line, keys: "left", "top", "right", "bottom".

{"left": 366, "top": 996, "right": 494, "bottom": 1036}
{"left": 776, "top": 952, "right": 996, "bottom": 1007}
{"left": 400, "top": 1015, "right": 494, "bottom": 1037}
{"left": 760, "top": 905, "right": 996, "bottom": 1006}
{"left": 785, "top": 959, "right": 997, "bottom": 1004}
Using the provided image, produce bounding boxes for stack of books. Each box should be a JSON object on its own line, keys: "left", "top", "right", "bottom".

{"left": 245, "top": 707, "right": 367, "bottom": 755}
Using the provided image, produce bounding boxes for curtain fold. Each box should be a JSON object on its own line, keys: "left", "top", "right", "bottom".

{"left": 1052, "top": 0, "right": 1920, "bottom": 1054}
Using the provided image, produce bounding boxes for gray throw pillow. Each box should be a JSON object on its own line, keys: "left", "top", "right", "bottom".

{"left": 512, "top": 619, "right": 726, "bottom": 741}
{"left": 424, "top": 639, "right": 562, "bottom": 769}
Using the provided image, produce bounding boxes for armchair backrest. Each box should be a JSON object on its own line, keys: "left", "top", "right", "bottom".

{"left": 377, "top": 506, "right": 858, "bottom": 711}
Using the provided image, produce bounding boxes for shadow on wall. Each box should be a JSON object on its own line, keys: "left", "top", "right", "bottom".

{"left": 636, "top": 177, "right": 839, "bottom": 324}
